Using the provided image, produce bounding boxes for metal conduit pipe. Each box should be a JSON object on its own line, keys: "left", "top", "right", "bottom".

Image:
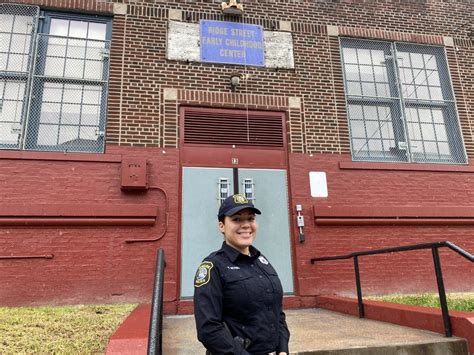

{"left": 126, "top": 186, "right": 169, "bottom": 243}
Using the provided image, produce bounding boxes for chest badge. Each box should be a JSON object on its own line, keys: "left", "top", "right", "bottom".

{"left": 258, "top": 256, "right": 269, "bottom": 265}
{"left": 195, "top": 261, "right": 213, "bottom": 287}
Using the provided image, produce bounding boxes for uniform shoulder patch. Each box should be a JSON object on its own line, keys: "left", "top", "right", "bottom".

{"left": 194, "top": 261, "right": 214, "bottom": 287}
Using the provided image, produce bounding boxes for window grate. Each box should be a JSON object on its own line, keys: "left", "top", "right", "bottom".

{"left": 340, "top": 38, "right": 467, "bottom": 164}
{"left": 0, "top": 3, "right": 111, "bottom": 153}
{"left": 0, "top": 3, "right": 39, "bottom": 149}
{"left": 218, "top": 178, "right": 231, "bottom": 205}
{"left": 242, "top": 178, "right": 255, "bottom": 202}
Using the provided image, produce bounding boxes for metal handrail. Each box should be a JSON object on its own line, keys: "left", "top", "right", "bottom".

{"left": 311, "top": 241, "right": 473, "bottom": 337}
{"left": 147, "top": 248, "right": 166, "bottom": 355}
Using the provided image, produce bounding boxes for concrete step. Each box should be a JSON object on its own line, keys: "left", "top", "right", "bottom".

{"left": 162, "top": 309, "right": 468, "bottom": 355}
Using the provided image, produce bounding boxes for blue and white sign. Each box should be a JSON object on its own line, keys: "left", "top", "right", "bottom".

{"left": 200, "top": 20, "right": 264, "bottom": 66}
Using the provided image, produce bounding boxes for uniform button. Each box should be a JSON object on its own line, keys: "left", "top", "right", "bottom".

{"left": 266, "top": 288, "right": 271, "bottom": 292}
{"left": 242, "top": 325, "right": 245, "bottom": 329}
{"left": 259, "top": 275, "right": 263, "bottom": 279}
{"left": 251, "top": 264, "right": 254, "bottom": 267}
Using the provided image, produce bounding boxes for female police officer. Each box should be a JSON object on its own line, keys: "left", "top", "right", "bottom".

{"left": 194, "top": 194, "right": 290, "bottom": 355}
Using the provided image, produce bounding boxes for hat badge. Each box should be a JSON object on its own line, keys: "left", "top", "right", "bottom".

{"left": 233, "top": 194, "right": 248, "bottom": 204}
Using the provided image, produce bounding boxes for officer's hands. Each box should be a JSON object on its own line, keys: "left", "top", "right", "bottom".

{"left": 232, "top": 336, "right": 250, "bottom": 354}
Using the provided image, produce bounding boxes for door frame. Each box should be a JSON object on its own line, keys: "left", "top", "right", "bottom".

{"left": 177, "top": 106, "right": 298, "bottom": 299}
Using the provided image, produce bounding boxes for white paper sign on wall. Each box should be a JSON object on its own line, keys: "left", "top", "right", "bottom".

{"left": 309, "top": 172, "right": 328, "bottom": 197}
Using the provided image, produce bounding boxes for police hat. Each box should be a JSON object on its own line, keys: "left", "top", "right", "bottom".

{"left": 218, "top": 194, "right": 262, "bottom": 220}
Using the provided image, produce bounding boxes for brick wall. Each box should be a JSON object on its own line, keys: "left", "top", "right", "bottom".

{"left": 2, "top": 0, "right": 474, "bottom": 154}
{"left": 1, "top": 0, "right": 473, "bottom": 306}
{"left": 2, "top": 0, "right": 113, "bottom": 13}
{"left": 96, "top": 0, "right": 474, "bottom": 155}
{"left": 2, "top": 148, "right": 473, "bottom": 306}
{"left": 0, "top": 147, "right": 181, "bottom": 308}
{"left": 288, "top": 152, "right": 474, "bottom": 296}
{"left": 452, "top": 38, "right": 474, "bottom": 156}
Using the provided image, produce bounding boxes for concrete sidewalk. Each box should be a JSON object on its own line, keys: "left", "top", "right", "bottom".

{"left": 163, "top": 308, "right": 468, "bottom": 354}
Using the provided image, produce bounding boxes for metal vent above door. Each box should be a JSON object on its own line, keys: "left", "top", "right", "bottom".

{"left": 182, "top": 107, "right": 285, "bottom": 148}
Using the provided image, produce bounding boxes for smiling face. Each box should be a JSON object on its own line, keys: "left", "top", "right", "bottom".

{"left": 218, "top": 208, "right": 257, "bottom": 254}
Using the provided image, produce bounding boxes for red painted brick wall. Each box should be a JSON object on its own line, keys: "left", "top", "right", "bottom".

{"left": 288, "top": 153, "right": 474, "bottom": 296}
{"left": 0, "top": 146, "right": 181, "bottom": 307}
{"left": 2, "top": 149, "right": 473, "bottom": 307}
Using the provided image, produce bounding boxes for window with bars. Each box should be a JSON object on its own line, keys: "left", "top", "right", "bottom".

{"left": 0, "top": 3, "right": 111, "bottom": 153}
{"left": 340, "top": 38, "right": 466, "bottom": 164}
{"left": 242, "top": 178, "right": 255, "bottom": 202}
{"left": 218, "top": 178, "right": 231, "bottom": 205}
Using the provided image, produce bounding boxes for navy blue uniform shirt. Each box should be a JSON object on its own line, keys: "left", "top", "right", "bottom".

{"left": 194, "top": 242, "right": 290, "bottom": 354}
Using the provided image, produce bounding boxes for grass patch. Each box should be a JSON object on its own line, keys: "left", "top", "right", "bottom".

{"left": 0, "top": 303, "right": 137, "bottom": 354}
{"left": 367, "top": 293, "right": 474, "bottom": 312}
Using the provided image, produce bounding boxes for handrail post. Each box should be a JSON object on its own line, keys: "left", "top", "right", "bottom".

{"left": 431, "top": 247, "right": 452, "bottom": 337}
{"left": 354, "top": 256, "right": 365, "bottom": 318}
{"left": 148, "top": 248, "right": 165, "bottom": 355}
{"left": 311, "top": 241, "right": 473, "bottom": 338}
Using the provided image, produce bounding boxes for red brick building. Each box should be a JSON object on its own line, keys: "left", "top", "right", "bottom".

{"left": 1, "top": 0, "right": 473, "bottom": 312}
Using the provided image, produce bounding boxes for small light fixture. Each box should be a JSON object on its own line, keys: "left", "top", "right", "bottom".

{"left": 230, "top": 72, "right": 242, "bottom": 92}
{"left": 221, "top": 0, "right": 244, "bottom": 16}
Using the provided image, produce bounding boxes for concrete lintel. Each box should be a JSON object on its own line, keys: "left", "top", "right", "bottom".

{"left": 113, "top": 3, "right": 127, "bottom": 16}
{"left": 327, "top": 25, "right": 339, "bottom": 37}
{"left": 279, "top": 21, "right": 292, "bottom": 32}
{"left": 288, "top": 97, "right": 301, "bottom": 109}
{"left": 163, "top": 88, "right": 178, "bottom": 101}
{"left": 169, "top": 9, "right": 182, "bottom": 21}
{"left": 443, "top": 36, "right": 454, "bottom": 47}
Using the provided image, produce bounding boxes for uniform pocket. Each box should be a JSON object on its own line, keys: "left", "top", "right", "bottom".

{"left": 223, "top": 272, "right": 252, "bottom": 314}
{"left": 266, "top": 271, "right": 284, "bottom": 299}
{"left": 242, "top": 274, "right": 267, "bottom": 302}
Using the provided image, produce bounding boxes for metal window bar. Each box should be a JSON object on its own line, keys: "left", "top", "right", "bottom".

{"left": 218, "top": 178, "right": 231, "bottom": 205}
{"left": 394, "top": 43, "right": 465, "bottom": 164}
{"left": 310, "top": 241, "right": 474, "bottom": 337}
{"left": 24, "top": 32, "right": 110, "bottom": 152}
{"left": 340, "top": 38, "right": 467, "bottom": 165}
{"left": 242, "top": 178, "right": 255, "bottom": 202}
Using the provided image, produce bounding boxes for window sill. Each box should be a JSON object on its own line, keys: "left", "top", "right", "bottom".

{"left": 339, "top": 161, "right": 474, "bottom": 173}
{"left": 0, "top": 150, "right": 122, "bottom": 163}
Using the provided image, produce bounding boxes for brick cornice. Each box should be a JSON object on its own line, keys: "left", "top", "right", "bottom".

{"left": 1, "top": 0, "right": 113, "bottom": 14}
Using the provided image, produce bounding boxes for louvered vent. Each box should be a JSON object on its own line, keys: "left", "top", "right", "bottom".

{"left": 183, "top": 108, "right": 284, "bottom": 148}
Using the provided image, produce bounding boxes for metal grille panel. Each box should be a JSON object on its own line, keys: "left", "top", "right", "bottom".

{"left": 340, "top": 38, "right": 466, "bottom": 164}
{"left": 0, "top": 3, "right": 39, "bottom": 149}
{"left": 0, "top": 3, "right": 111, "bottom": 153}
{"left": 184, "top": 108, "right": 285, "bottom": 148}
{"left": 25, "top": 32, "right": 110, "bottom": 152}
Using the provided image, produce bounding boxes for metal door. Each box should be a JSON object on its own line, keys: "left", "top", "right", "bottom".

{"left": 180, "top": 167, "right": 293, "bottom": 298}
